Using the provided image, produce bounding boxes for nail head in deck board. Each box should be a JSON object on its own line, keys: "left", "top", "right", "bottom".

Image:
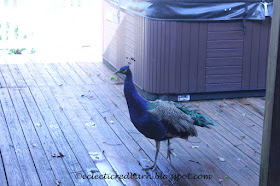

{"left": 28, "top": 87, "right": 91, "bottom": 186}
{"left": 8, "top": 88, "right": 58, "bottom": 185}
{"left": 260, "top": 0, "right": 280, "bottom": 183}
{"left": 0, "top": 89, "right": 41, "bottom": 186}
{"left": 19, "top": 88, "right": 75, "bottom": 186}
{"left": 0, "top": 108, "right": 24, "bottom": 186}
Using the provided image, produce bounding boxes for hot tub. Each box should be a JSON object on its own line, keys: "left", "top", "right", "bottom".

{"left": 102, "top": 0, "right": 273, "bottom": 101}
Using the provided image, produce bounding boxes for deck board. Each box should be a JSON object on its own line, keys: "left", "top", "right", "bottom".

{"left": 0, "top": 103, "right": 24, "bottom": 186}
{"left": 0, "top": 55, "right": 266, "bottom": 185}
{"left": 0, "top": 151, "right": 8, "bottom": 186}
{"left": 0, "top": 88, "right": 42, "bottom": 186}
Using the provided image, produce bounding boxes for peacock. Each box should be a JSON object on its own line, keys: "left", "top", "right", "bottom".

{"left": 116, "top": 65, "right": 214, "bottom": 171}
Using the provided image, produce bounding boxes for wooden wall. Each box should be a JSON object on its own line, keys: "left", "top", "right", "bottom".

{"left": 103, "top": 2, "right": 271, "bottom": 95}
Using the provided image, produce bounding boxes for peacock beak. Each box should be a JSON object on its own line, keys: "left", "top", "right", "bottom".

{"left": 115, "top": 70, "right": 121, "bottom": 74}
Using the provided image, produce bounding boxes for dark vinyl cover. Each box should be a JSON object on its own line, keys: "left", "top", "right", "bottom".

{"left": 107, "top": 0, "right": 273, "bottom": 21}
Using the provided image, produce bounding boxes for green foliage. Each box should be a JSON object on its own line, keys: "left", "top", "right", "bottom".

{"left": 0, "top": 21, "right": 36, "bottom": 55}
{"left": 9, "top": 48, "right": 26, "bottom": 54}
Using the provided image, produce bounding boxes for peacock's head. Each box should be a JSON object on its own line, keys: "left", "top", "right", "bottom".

{"left": 115, "top": 65, "right": 131, "bottom": 75}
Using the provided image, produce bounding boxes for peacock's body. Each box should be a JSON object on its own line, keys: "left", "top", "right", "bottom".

{"left": 116, "top": 65, "right": 214, "bottom": 170}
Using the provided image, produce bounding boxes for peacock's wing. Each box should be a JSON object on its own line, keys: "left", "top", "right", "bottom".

{"left": 174, "top": 104, "right": 215, "bottom": 128}
{"left": 147, "top": 100, "right": 198, "bottom": 137}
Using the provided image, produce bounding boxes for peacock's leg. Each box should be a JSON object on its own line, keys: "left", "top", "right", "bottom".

{"left": 143, "top": 140, "right": 160, "bottom": 171}
{"left": 167, "top": 139, "right": 172, "bottom": 163}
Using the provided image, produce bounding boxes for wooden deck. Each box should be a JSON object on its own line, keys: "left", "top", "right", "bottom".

{"left": 0, "top": 54, "right": 265, "bottom": 186}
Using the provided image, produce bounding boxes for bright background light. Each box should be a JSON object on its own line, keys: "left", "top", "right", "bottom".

{"left": 0, "top": 0, "right": 102, "bottom": 61}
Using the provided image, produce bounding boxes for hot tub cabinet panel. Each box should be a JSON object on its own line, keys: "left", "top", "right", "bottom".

{"left": 103, "top": 1, "right": 271, "bottom": 100}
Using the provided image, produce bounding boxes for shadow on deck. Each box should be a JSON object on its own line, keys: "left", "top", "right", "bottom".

{"left": 0, "top": 54, "right": 264, "bottom": 185}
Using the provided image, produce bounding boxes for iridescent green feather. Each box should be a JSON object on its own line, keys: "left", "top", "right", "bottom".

{"left": 175, "top": 104, "right": 214, "bottom": 128}
{"left": 147, "top": 100, "right": 214, "bottom": 128}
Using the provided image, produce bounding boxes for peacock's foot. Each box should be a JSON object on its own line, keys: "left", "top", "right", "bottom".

{"left": 143, "top": 165, "right": 157, "bottom": 171}
{"left": 167, "top": 147, "right": 174, "bottom": 163}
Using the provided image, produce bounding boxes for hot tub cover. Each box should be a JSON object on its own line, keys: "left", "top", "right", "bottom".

{"left": 107, "top": 0, "right": 273, "bottom": 21}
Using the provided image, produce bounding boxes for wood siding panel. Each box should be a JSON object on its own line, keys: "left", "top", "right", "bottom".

{"left": 156, "top": 21, "right": 163, "bottom": 93}
{"left": 250, "top": 21, "right": 262, "bottom": 89}
{"left": 197, "top": 23, "right": 208, "bottom": 92}
{"left": 159, "top": 21, "right": 166, "bottom": 93}
{"left": 257, "top": 19, "right": 271, "bottom": 89}
{"left": 207, "top": 40, "right": 243, "bottom": 49}
{"left": 180, "top": 22, "right": 191, "bottom": 92}
{"left": 208, "top": 22, "right": 243, "bottom": 31}
{"left": 242, "top": 21, "right": 253, "bottom": 89}
{"left": 168, "top": 22, "right": 177, "bottom": 93}
{"left": 207, "top": 57, "right": 243, "bottom": 67}
{"left": 208, "top": 31, "right": 243, "bottom": 41}
{"left": 163, "top": 21, "right": 170, "bottom": 93}
{"left": 206, "top": 83, "right": 242, "bottom": 91}
{"left": 206, "top": 21, "right": 244, "bottom": 92}
{"left": 103, "top": 6, "right": 270, "bottom": 95}
{"left": 206, "top": 75, "right": 242, "bottom": 84}
{"left": 189, "top": 23, "right": 200, "bottom": 92}
{"left": 207, "top": 49, "right": 243, "bottom": 58}
{"left": 175, "top": 22, "right": 183, "bottom": 93}
{"left": 206, "top": 66, "right": 242, "bottom": 76}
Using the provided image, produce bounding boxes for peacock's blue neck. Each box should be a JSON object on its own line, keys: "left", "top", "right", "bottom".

{"left": 124, "top": 73, "right": 147, "bottom": 117}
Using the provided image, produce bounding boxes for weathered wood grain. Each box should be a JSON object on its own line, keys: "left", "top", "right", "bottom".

{"left": 37, "top": 86, "right": 106, "bottom": 186}
{"left": 28, "top": 87, "right": 91, "bottom": 186}
{"left": 0, "top": 151, "right": 8, "bottom": 186}
{"left": 20, "top": 88, "right": 75, "bottom": 186}
{"left": 9, "top": 88, "right": 57, "bottom": 185}
{"left": 0, "top": 105, "right": 24, "bottom": 186}
{"left": 0, "top": 64, "right": 17, "bottom": 87}
{"left": 0, "top": 88, "right": 41, "bottom": 186}
{"left": 49, "top": 85, "right": 125, "bottom": 186}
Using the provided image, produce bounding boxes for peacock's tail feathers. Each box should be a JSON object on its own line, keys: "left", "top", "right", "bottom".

{"left": 175, "top": 104, "right": 215, "bottom": 128}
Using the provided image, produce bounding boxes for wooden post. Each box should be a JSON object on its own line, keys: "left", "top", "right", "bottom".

{"left": 260, "top": 0, "right": 280, "bottom": 185}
